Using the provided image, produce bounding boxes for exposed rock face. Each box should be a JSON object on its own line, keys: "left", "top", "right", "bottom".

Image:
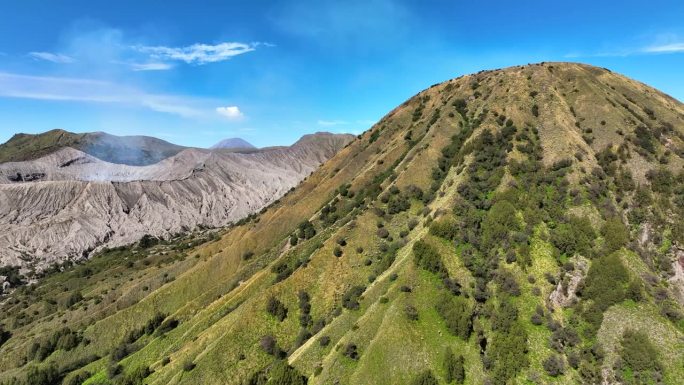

{"left": 0, "top": 132, "right": 354, "bottom": 269}
{"left": 669, "top": 248, "right": 684, "bottom": 306}
{"left": 549, "top": 256, "right": 589, "bottom": 308}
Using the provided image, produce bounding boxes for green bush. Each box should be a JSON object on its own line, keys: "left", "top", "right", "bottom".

{"left": 481, "top": 200, "right": 520, "bottom": 251}
{"left": 342, "top": 286, "right": 365, "bottom": 310}
{"left": 444, "top": 346, "right": 465, "bottom": 383}
{"left": 413, "top": 240, "right": 447, "bottom": 278}
{"left": 436, "top": 294, "right": 472, "bottom": 340}
{"left": 411, "top": 370, "right": 438, "bottom": 385}
{"left": 0, "top": 326, "right": 11, "bottom": 348}
{"left": 646, "top": 167, "right": 674, "bottom": 195}
{"left": 551, "top": 215, "right": 596, "bottom": 257}
{"left": 601, "top": 218, "right": 629, "bottom": 253}
{"left": 620, "top": 330, "right": 663, "bottom": 383}
{"left": 543, "top": 355, "right": 565, "bottom": 377}
{"left": 266, "top": 296, "right": 288, "bottom": 322}
{"left": 404, "top": 305, "right": 419, "bottom": 321}
{"left": 343, "top": 343, "right": 359, "bottom": 360}
{"left": 580, "top": 253, "right": 629, "bottom": 330}
{"left": 429, "top": 216, "right": 459, "bottom": 240}
{"left": 487, "top": 322, "right": 529, "bottom": 384}
{"left": 267, "top": 360, "right": 307, "bottom": 385}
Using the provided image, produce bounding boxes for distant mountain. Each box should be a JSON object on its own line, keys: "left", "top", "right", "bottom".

{"left": 210, "top": 137, "right": 256, "bottom": 150}
{"left": 0, "top": 131, "right": 354, "bottom": 268}
{"left": 0, "top": 129, "right": 186, "bottom": 166}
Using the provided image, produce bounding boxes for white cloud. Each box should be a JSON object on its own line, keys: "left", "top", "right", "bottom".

{"left": 130, "top": 62, "right": 173, "bottom": 71}
{"left": 0, "top": 72, "right": 210, "bottom": 118}
{"left": 566, "top": 35, "right": 684, "bottom": 58}
{"left": 643, "top": 42, "right": 684, "bottom": 53}
{"left": 317, "top": 119, "right": 348, "bottom": 126}
{"left": 134, "top": 42, "right": 258, "bottom": 65}
{"left": 29, "top": 52, "right": 75, "bottom": 63}
{"left": 216, "top": 106, "right": 244, "bottom": 119}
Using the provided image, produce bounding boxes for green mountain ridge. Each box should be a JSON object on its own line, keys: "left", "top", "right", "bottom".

{"left": 0, "top": 129, "right": 187, "bottom": 166}
{"left": 0, "top": 62, "right": 683, "bottom": 385}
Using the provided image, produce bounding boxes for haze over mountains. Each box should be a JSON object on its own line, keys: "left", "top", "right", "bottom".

{"left": 0, "top": 130, "right": 354, "bottom": 269}
{"left": 0, "top": 63, "right": 682, "bottom": 385}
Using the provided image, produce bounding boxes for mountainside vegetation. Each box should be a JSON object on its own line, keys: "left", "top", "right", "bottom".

{"left": 0, "top": 129, "right": 186, "bottom": 166}
{"left": 0, "top": 62, "right": 683, "bottom": 385}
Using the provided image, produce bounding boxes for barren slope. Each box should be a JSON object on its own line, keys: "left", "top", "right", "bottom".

{"left": 0, "top": 132, "right": 354, "bottom": 268}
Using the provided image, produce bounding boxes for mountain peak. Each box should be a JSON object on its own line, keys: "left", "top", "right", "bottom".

{"left": 210, "top": 137, "right": 256, "bottom": 150}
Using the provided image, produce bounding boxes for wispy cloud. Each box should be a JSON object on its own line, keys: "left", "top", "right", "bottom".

{"left": 216, "top": 106, "right": 244, "bottom": 120}
{"left": 130, "top": 62, "right": 173, "bottom": 71}
{"left": 133, "top": 42, "right": 258, "bottom": 65}
{"left": 643, "top": 42, "right": 684, "bottom": 54}
{"left": 0, "top": 72, "right": 214, "bottom": 118}
{"left": 318, "top": 119, "right": 375, "bottom": 129}
{"left": 29, "top": 51, "right": 75, "bottom": 63}
{"left": 566, "top": 36, "right": 684, "bottom": 58}
{"left": 317, "top": 119, "right": 348, "bottom": 126}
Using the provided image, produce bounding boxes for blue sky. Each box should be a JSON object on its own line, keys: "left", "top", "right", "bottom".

{"left": 0, "top": 0, "right": 682, "bottom": 148}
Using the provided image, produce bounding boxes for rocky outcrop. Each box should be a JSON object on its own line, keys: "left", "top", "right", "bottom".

{"left": 0, "top": 132, "right": 354, "bottom": 269}
{"left": 549, "top": 256, "right": 589, "bottom": 308}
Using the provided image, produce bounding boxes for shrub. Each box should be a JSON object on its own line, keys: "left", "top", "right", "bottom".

{"left": 64, "top": 371, "right": 91, "bottom": 385}
{"left": 444, "top": 347, "right": 465, "bottom": 383}
{"left": 452, "top": 98, "right": 467, "bottom": 115}
{"left": 413, "top": 240, "right": 447, "bottom": 278}
{"left": 333, "top": 246, "right": 343, "bottom": 258}
{"left": 266, "top": 296, "right": 288, "bottom": 322}
{"left": 342, "top": 286, "right": 365, "bottom": 310}
{"left": 601, "top": 218, "right": 629, "bottom": 253}
{"left": 646, "top": 167, "right": 674, "bottom": 195}
{"left": 411, "top": 370, "right": 438, "bottom": 385}
{"left": 620, "top": 330, "right": 663, "bottom": 380}
{"left": 496, "top": 269, "right": 521, "bottom": 296}
{"left": 155, "top": 317, "right": 179, "bottom": 336}
{"left": 267, "top": 360, "right": 307, "bottom": 385}
{"left": 63, "top": 291, "right": 83, "bottom": 309}
{"left": 580, "top": 253, "right": 629, "bottom": 330}
{"left": 0, "top": 326, "right": 11, "bottom": 348}
{"left": 182, "top": 360, "right": 196, "bottom": 371}
{"left": 297, "top": 220, "right": 316, "bottom": 239}
{"left": 405, "top": 305, "right": 419, "bottom": 321}
{"left": 530, "top": 312, "right": 543, "bottom": 325}
{"left": 319, "top": 335, "right": 331, "bottom": 347}
{"left": 408, "top": 218, "right": 419, "bottom": 230}
{"left": 259, "top": 335, "right": 284, "bottom": 357}
{"left": 481, "top": 200, "right": 520, "bottom": 251}
{"left": 429, "top": 217, "right": 459, "bottom": 239}
{"left": 387, "top": 194, "right": 410, "bottom": 214}
{"left": 543, "top": 355, "right": 565, "bottom": 377}
{"left": 25, "top": 365, "right": 59, "bottom": 385}
{"left": 551, "top": 215, "right": 596, "bottom": 256}
{"left": 343, "top": 343, "right": 359, "bottom": 360}
{"left": 487, "top": 322, "right": 529, "bottom": 384}
{"left": 634, "top": 125, "right": 655, "bottom": 153}
{"left": 436, "top": 295, "right": 472, "bottom": 340}
{"left": 377, "top": 228, "right": 390, "bottom": 239}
